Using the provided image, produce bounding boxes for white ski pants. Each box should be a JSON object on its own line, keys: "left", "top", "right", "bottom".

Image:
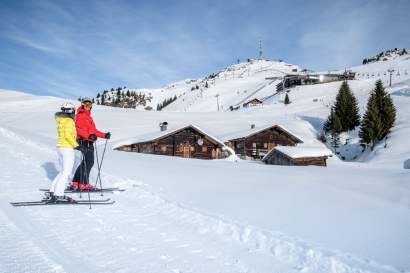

{"left": 50, "top": 147, "right": 75, "bottom": 197}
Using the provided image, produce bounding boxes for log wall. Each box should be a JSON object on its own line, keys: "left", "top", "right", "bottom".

{"left": 115, "top": 127, "right": 228, "bottom": 160}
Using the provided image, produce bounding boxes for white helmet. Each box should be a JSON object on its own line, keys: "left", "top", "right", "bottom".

{"left": 61, "top": 102, "right": 76, "bottom": 114}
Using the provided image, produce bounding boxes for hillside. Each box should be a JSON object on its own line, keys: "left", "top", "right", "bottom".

{"left": 93, "top": 59, "right": 301, "bottom": 111}
{"left": 1, "top": 53, "right": 410, "bottom": 273}
{"left": 1, "top": 84, "right": 410, "bottom": 272}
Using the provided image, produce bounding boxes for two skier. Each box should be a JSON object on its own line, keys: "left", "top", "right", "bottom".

{"left": 46, "top": 98, "right": 110, "bottom": 203}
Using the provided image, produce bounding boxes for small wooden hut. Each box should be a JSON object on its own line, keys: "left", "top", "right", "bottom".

{"left": 243, "top": 98, "right": 263, "bottom": 108}
{"left": 224, "top": 125, "right": 303, "bottom": 159}
{"left": 115, "top": 125, "right": 230, "bottom": 160}
{"left": 262, "top": 146, "right": 331, "bottom": 167}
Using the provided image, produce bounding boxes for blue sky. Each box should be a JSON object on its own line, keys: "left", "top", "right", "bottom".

{"left": 0, "top": 0, "right": 409, "bottom": 98}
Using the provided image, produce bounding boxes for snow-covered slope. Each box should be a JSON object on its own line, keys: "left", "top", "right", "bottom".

{"left": 1, "top": 54, "right": 410, "bottom": 273}
{"left": 1, "top": 85, "right": 409, "bottom": 272}
{"left": 106, "top": 59, "right": 300, "bottom": 111}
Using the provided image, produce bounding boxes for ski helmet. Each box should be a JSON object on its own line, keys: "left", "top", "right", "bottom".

{"left": 61, "top": 102, "right": 76, "bottom": 114}
{"left": 81, "top": 97, "right": 93, "bottom": 104}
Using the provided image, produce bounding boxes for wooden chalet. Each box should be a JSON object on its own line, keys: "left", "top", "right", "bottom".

{"left": 115, "top": 125, "right": 230, "bottom": 160}
{"left": 262, "top": 146, "right": 331, "bottom": 167}
{"left": 243, "top": 98, "right": 263, "bottom": 108}
{"left": 224, "top": 125, "right": 303, "bottom": 159}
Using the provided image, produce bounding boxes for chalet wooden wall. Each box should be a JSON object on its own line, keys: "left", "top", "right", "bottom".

{"left": 290, "top": 157, "right": 327, "bottom": 167}
{"left": 228, "top": 126, "right": 301, "bottom": 159}
{"left": 264, "top": 150, "right": 291, "bottom": 165}
{"left": 116, "top": 127, "right": 228, "bottom": 160}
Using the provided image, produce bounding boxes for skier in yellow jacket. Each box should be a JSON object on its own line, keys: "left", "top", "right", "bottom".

{"left": 46, "top": 102, "right": 80, "bottom": 203}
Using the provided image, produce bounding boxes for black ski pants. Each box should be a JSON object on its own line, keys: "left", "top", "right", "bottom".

{"left": 73, "top": 140, "right": 94, "bottom": 185}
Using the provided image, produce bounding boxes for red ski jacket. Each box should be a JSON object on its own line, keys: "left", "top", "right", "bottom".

{"left": 75, "top": 107, "right": 105, "bottom": 141}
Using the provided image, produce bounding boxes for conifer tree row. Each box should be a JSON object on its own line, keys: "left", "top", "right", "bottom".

{"left": 157, "top": 95, "right": 178, "bottom": 111}
{"left": 95, "top": 87, "right": 153, "bottom": 108}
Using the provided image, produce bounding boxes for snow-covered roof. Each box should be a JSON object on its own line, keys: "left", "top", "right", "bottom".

{"left": 219, "top": 124, "right": 303, "bottom": 143}
{"left": 114, "top": 124, "right": 227, "bottom": 149}
{"left": 263, "top": 145, "right": 332, "bottom": 161}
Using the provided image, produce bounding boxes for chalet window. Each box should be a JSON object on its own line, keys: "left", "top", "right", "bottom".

{"left": 252, "top": 143, "right": 257, "bottom": 148}
{"left": 264, "top": 143, "right": 268, "bottom": 148}
{"left": 160, "top": 145, "right": 167, "bottom": 152}
{"left": 202, "top": 146, "right": 207, "bottom": 152}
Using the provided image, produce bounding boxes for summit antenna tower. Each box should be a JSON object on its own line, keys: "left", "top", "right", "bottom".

{"left": 258, "top": 39, "right": 263, "bottom": 60}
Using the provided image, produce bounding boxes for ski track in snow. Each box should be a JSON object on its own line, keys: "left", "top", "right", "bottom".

{"left": 0, "top": 124, "right": 405, "bottom": 272}
{"left": 0, "top": 126, "right": 288, "bottom": 273}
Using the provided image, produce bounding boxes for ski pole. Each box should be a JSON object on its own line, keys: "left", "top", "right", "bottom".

{"left": 94, "top": 139, "right": 108, "bottom": 196}
{"left": 79, "top": 152, "right": 84, "bottom": 199}
{"left": 94, "top": 142, "right": 102, "bottom": 196}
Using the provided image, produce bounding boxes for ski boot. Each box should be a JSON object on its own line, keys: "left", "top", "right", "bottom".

{"left": 55, "top": 196, "right": 78, "bottom": 204}
{"left": 43, "top": 192, "right": 57, "bottom": 203}
{"left": 81, "top": 184, "right": 96, "bottom": 191}
{"left": 69, "top": 182, "right": 80, "bottom": 191}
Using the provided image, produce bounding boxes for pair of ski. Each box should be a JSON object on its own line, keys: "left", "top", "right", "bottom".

{"left": 10, "top": 187, "right": 125, "bottom": 207}
{"left": 38, "top": 187, "right": 125, "bottom": 193}
{"left": 11, "top": 198, "right": 114, "bottom": 207}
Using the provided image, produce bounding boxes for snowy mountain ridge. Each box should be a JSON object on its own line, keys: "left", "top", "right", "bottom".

{"left": 94, "top": 52, "right": 410, "bottom": 114}
{"left": 94, "top": 59, "right": 301, "bottom": 111}
{"left": 362, "top": 48, "right": 408, "bottom": 65}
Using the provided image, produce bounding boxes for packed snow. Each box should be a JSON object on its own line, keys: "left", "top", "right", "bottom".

{"left": 0, "top": 54, "right": 410, "bottom": 273}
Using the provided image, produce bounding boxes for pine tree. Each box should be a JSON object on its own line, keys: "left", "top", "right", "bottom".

{"left": 323, "top": 107, "right": 343, "bottom": 134}
{"left": 323, "top": 114, "right": 332, "bottom": 133}
{"left": 359, "top": 93, "right": 383, "bottom": 150}
{"left": 284, "top": 93, "right": 290, "bottom": 105}
{"left": 101, "top": 95, "right": 105, "bottom": 105}
{"left": 373, "top": 80, "right": 396, "bottom": 139}
{"left": 329, "top": 109, "right": 342, "bottom": 152}
{"left": 359, "top": 80, "right": 396, "bottom": 150}
{"left": 333, "top": 81, "right": 360, "bottom": 131}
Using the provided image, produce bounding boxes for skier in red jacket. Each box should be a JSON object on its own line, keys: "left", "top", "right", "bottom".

{"left": 71, "top": 98, "right": 110, "bottom": 190}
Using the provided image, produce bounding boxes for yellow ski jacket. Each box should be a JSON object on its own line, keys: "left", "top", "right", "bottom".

{"left": 55, "top": 113, "right": 79, "bottom": 149}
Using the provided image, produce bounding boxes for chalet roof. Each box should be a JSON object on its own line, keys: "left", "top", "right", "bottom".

{"left": 113, "top": 124, "right": 227, "bottom": 149}
{"left": 262, "top": 145, "right": 332, "bottom": 161}
{"left": 220, "top": 124, "right": 303, "bottom": 143}
{"left": 245, "top": 98, "right": 263, "bottom": 104}
{"left": 112, "top": 117, "right": 322, "bottom": 155}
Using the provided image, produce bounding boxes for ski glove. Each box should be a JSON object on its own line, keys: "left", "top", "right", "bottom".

{"left": 105, "top": 132, "right": 111, "bottom": 139}
{"left": 89, "top": 134, "right": 97, "bottom": 141}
